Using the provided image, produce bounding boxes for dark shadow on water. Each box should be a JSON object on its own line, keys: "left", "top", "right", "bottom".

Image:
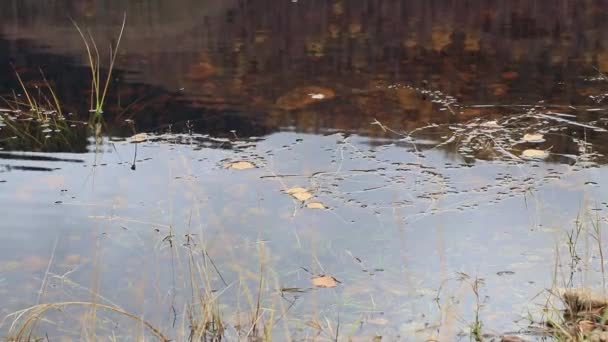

{"left": 0, "top": 152, "right": 84, "bottom": 163}
{"left": 0, "top": 164, "right": 59, "bottom": 172}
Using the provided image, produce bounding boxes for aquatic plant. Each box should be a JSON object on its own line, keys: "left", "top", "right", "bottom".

{"left": 71, "top": 13, "right": 126, "bottom": 124}
{"left": 0, "top": 68, "right": 87, "bottom": 152}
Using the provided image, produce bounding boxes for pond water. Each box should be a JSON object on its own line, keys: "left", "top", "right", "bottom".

{"left": 2, "top": 1, "right": 608, "bottom": 340}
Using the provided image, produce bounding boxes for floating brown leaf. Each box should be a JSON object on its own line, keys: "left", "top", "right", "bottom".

{"left": 311, "top": 275, "right": 339, "bottom": 288}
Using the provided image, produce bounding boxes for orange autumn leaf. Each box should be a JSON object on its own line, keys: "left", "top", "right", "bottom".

{"left": 311, "top": 275, "right": 340, "bottom": 288}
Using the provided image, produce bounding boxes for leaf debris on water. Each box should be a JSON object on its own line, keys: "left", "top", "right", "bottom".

{"left": 522, "top": 133, "right": 545, "bottom": 143}
{"left": 286, "top": 187, "right": 308, "bottom": 194}
{"left": 286, "top": 187, "right": 313, "bottom": 201}
{"left": 130, "top": 133, "right": 149, "bottom": 143}
{"left": 521, "top": 149, "right": 549, "bottom": 159}
{"left": 306, "top": 202, "right": 326, "bottom": 209}
{"left": 311, "top": 274, "right": 340, "bottom": 288}
{"left": 226, "top": 161, "right": 256, "bottom": 170}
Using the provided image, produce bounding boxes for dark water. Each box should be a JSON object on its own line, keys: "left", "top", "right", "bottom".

{"left": 2, "top": 1, "right": 608, "bottom": 340}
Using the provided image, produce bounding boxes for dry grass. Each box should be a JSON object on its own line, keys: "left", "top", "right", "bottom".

{"left": 1, "top": 231, "right": 281, "bottom": 341}
{"left": 533, "top": 208, "right": 608, "bottom": 341}
{"left": 5, "top": 302, "right": 170, "bottom": 342}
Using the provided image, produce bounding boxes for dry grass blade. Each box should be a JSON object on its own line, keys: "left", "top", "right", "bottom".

{"left": 11, "top": 64, "right": 38, "bottom": 115}
{"left": 39, "top": 69, "right": 62, "bottom": 117}
{"left": 6, "top": 301, "right": 169, "bottom": 341}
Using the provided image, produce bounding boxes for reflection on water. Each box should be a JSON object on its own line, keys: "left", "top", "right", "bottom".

{"left": 0, "top": 132, "right": 604, "bottom": 340}
{"left": 3, "top": 1, "right": 608, "bottom": 137}
{"left": 1, "top": 1, "right": 608, "bottom": 340}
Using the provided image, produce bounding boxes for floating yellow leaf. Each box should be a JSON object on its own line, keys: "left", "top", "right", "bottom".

{"left": 306, "top": 202, "right": 326, "bottom": 209}
{"left": 523, "top": 133, "right": 545, "bottom": 143}
{"left": 521, "top": 149, "right": 549, "bottom": 159}
{"left": 286, "top": 187, "right": 308, "bottom": 194}
{"left": 311, "top": 275, "right": 339, "bottom": 288}
{"left": 226, "top": 161, "right": 255, "bottom": 170}
{"left": 292, "top": 191, "right": 312, "bottom": 201}
{"left": 286, "top": 187, "right": 313, "bottom": 201}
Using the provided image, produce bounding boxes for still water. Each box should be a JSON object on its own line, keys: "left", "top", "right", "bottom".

{"left": 1, "top": 1, "right": 608, "bottom": 340}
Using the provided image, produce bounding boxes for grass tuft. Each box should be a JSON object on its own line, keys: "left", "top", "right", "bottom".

{"left": 71, "top": 13, "right": 126, "bottom": 125}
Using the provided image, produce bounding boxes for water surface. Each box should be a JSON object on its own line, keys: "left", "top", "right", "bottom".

{"left": 2, "top": 1, "right": 608, "bottom": 340}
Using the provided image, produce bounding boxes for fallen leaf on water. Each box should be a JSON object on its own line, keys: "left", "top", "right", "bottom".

{"left": 311, "top": 275, "right": 340, "bottom": 288}
{"left": 286, "top": 187, "right": 313, "bottom": 201}
{"left": 226, "top": 161, "right": 255, "bottom": 170}
{"left": 521, "top": 149, "right": 549, "bottom": 159}
{"left": 292, "top": 192, "right": 312, "bottom": 201}
{"left": 306, "top": 202, "right": 326, "bottom": 209}
{"left": 286, "top": 187, "right": 308, "bottom": 194}
{"left": 522, "top": 133, "right": 545, "bottom": 143}
{"left": 130, "top": 133, "right": 149, "bottom": 143}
